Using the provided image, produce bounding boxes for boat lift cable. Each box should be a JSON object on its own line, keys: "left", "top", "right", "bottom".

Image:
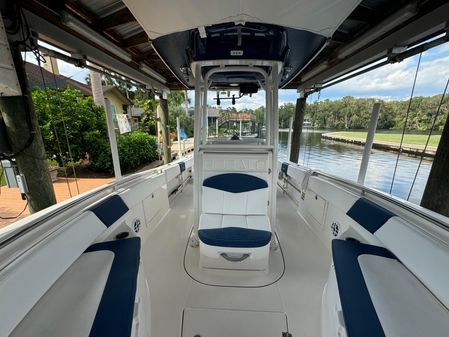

{"left": 37, "top": 57, "right": 73, "bottom": 197}
{"left": 389, "top": 52, "right": 422, "bottom": 195}
{"left": 48, "top": 59, "right": 80, "bottom": 195}
{"left": 407, "top": 76, "right": 449, "bottom": 201}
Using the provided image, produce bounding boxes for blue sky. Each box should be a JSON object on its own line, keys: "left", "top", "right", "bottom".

{"left": 29, "top": 40, "right": 449, "bottom": 110}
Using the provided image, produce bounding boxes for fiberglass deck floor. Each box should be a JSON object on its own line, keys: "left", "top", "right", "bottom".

{"left": 141, "top": 182, "right": 331, "bottom": 337}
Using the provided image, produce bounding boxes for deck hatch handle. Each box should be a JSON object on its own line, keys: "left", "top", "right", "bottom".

{"left": 220, "top": 252, "right": 250, "bottom": 262}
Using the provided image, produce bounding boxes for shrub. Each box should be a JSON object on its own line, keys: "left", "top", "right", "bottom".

{"left": 118, "top": 132, "right": 157, "bottom": 172}
{"left": 86, "top": 131, "right": 157, "bottom": 173}
{"left": 84, "top": 130, "right": 112, "bottom": 171}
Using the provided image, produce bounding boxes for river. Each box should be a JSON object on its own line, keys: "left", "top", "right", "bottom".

{"left": 278, "top": 130, "right": 433, "bottom": 205}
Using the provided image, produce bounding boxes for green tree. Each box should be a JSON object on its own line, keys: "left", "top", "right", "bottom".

{"left": 168, "top": 91, "right": 193, "bottom": 137}
{"left": 279, "top": 103, "right": 295, "bottom": 128}
{"left": 33, "top": 87, "right": 107, "bottom": 166}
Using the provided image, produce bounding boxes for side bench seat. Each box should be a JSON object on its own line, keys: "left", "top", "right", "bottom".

{"left": 85, "top": 237, "right": 141, "bottom": 337}
{"left": 329, "top": 239, "right": 449, "bottom": 337}
{"left": 10, "top": 237, "right": 141, "bottom": 337}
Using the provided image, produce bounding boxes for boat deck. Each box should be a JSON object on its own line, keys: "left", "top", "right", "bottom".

{"left": 142, "top": 182, "right": 331, "bottom": 336}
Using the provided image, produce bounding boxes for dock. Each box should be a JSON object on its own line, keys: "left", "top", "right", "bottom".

{"left": 171, "top": 138, "right": 194, "bottom": 159}
{"left": 321, "top": 134, "right": 437, "bottom": 158}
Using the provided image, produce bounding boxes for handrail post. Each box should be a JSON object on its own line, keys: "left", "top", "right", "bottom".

{"left": 176, "top": 116, "right": 182, "bottom": 159}
{"left": 357, "top": 102, "right": 381, "bottom": 184}
{"left": 286, "top": 116, "right": 293, "bottom": 160}
{"left": 104, "top": 98, "right": 122, "bottom": 180}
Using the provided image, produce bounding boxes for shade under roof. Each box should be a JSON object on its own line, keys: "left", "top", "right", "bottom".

{"left": 122, "top": 0, "right": 362, "bottom": 39}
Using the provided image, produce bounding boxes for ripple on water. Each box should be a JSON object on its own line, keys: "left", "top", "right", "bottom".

{"left": 278, "top": 131, "right": 433, "bottom": 205}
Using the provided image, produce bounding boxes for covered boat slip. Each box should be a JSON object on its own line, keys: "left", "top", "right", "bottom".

{"left": 3, "top": 1, "right": 449, "bottom": 337}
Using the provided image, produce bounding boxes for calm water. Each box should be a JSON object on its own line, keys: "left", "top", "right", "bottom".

{"left": 278, "top": 130, "right": 433, "bottom": 205}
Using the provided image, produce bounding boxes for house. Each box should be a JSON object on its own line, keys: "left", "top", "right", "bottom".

{"left": 129, "top": 106, "right": 145, "bottom": 127}
{"left": 101, "top": 85, "right": 132, "bottom": 120}
{"left": 207, "top": 108, "right": 220, "bottom": 126}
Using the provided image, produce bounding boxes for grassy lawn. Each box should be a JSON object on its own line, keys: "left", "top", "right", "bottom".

{"left": 326, "top": 131, "right": 441, "bottom": 147}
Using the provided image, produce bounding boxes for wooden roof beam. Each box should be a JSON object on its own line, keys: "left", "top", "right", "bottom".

{"left": 98, "top": 8, "right": 136, "bottom": 30}
{"left": 123, "top": 31, "right": 150, "bottom": 48}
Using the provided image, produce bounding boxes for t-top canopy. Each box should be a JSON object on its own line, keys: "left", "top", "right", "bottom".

{"left": 122, "top": 0, "right": 361, "bottom": 39}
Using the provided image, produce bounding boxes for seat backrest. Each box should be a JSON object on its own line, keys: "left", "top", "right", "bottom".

{"left": 376, "top": 216, "right": 449, "bottom": 309}
{"left": 202, "top": 173, "right": 268, "bottom": 215}
{"left": 0, "top": 211, "right": 106, "bottom": 337}
{"left": 347, "top": 197, "right": 449, "bottom": 309}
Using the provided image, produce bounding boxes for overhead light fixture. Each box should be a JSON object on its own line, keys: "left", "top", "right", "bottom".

{"left": 338, "top": 3, "right": 417, "bottom": 59}
{"left": 140, "top": 63, "right": 167, "bottom": 84}
{"left": 60, "top": 12, "right": 132, "bottom": 63}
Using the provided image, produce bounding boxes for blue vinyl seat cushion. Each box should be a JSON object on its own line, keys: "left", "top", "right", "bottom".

{"left": 332, "top": 239, "right": 396, "bottom": 337}
{"left": 346, "top": 198, "right": 394, "bottom": 234}
{"left": 90, "top": 194, "right": 129, "bottom": 227}
{"left": 203, "top": 173, "right": 268, "bottom": 193}
{"left": 198, "top": 227, "right": 272, "bottom": 248}
{"left": 179, "top": 161, "right": 186, "bottom": 173}
{"left": 85, "top": 237, "right": 141, "bottom": 337}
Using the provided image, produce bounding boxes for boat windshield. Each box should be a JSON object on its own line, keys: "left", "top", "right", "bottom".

{"left": 205, "top": 89, "right": 267, "bottom": 145}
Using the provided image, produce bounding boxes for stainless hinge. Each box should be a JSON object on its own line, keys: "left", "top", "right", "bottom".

{"left": 282, "top": 332, "right": 292, "bottom": 337}
{"left": 267, "top": 200, "right": 270, "bottom": 206}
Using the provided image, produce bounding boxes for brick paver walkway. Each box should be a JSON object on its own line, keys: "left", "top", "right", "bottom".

{"left": 0, "top": 177, "right": 113, "bottom": 229}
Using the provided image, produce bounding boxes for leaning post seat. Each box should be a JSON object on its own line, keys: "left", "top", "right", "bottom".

{"left": 199, "top": 173, "right": 272, "bottom": 270}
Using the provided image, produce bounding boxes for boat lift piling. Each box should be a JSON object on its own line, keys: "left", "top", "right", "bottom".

{"left": 289, "top": 92, "right": 308, "bottom": 163}
{"left": 357, "top": 102, "right": 381, "bottom": 185}
{"left": 0, "top": 21, "right": 56, "bottom": 213}
{"left": 421, "top": 90, "right": 449, "bottom": 217}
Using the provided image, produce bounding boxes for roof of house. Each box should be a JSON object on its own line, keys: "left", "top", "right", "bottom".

{"left": 26, "top": 63, "right": 133, "bottom": 106}
{"left": 102, "top": 85, "right": 133, "bottom": 105}
{"left": 25, "top": 62, "right": 92, "bottom": 96}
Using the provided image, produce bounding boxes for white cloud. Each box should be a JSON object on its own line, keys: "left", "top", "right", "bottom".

{"left": 322, "top": 43, "right": 449, "bottom": 100}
